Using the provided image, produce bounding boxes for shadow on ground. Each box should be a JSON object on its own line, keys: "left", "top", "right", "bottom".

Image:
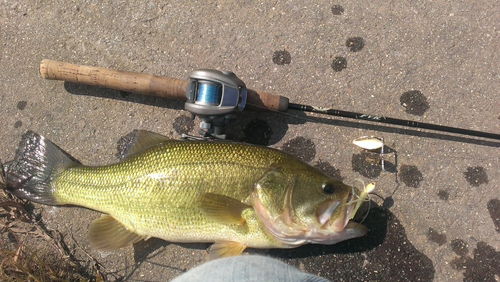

{"left": 268, "top": 204, "right": 435, "bottom": 281}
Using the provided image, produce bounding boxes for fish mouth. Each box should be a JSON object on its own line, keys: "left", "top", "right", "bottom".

{"left": 316, "top": 188, "right": 358, "bottom": 232}
{"left": 253, "top": 183, "right": 375, "bottom": 247}
{"left": 317, "top": 199, "right": 341, "bottom": 226}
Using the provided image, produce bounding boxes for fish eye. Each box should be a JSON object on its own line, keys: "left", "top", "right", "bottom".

{"left": 322, "top": 182, "right": 336, "bottom": 194}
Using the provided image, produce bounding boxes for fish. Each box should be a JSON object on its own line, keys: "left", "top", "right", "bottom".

{"left": 4, "top": 130, "right": 373, "bottom": 259}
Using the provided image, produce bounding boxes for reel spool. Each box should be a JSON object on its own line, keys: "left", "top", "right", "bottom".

{"left": 185, "top": 69, "right": 247, "bottom": 139}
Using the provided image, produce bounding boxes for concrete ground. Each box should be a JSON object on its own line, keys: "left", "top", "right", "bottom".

{"left": 1, "top": 1, "right": 499, "bottom": 281}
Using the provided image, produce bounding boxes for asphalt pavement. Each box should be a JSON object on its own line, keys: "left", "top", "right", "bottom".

{"left": 1, "top": 1, "right": 499, "bottom": 281}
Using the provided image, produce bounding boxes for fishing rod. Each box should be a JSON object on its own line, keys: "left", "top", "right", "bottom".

{"left": 39, "top": 59, "right": 500, "bottom": 141}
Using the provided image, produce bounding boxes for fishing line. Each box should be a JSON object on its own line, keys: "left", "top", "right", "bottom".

{"left": 196, "top": 82, "right": 222, "bottom": 104}
{"left": 348, "top": 178, "right": 372, "bottom": 224}
{"left": 245, "top": 103, "right": 401, "bottom": 213}
{"left": 245, "top": 102, "right": 397, "bottom": 204}
{"left": 242, "top": 105, "right": 461, "bottom": 212}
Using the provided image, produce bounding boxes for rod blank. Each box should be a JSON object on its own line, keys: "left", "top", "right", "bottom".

{"left": 289, "top": 103, "right": 500, "bottom": 141}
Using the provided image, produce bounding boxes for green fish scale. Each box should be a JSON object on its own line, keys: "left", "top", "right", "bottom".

{"left": 52, "top": 141, "right": 295, "bottom": 246}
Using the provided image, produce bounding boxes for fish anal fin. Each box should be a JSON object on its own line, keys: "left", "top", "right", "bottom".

{"left": 208, "top": 241, "right": 246, "bottom": 260}
{"left": 89, "top": 214, "right": 145, "bottom": 251}
{"left": 197, "top": 193, "right": 251, "bottom": 225}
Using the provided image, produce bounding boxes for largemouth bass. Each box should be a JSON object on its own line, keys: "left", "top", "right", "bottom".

{"left": 4, "top": 130, "right": 372, "bottom": 259}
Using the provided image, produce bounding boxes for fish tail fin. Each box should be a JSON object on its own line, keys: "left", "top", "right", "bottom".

{"left": 4, "top": 131, "right": 76, "bottom": 205}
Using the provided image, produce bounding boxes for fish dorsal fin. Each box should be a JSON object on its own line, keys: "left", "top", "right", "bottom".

{"left": 89, "top": 214, "right": 145, "bottom": 251}
{"left": 208, "top": 241, "right": 247, "bottom": 260}
{"left": 197, "top": 193, "right": 251, "bottom": 225}
{"left": 119, "top": 130, "right": 171, "bottom": 158}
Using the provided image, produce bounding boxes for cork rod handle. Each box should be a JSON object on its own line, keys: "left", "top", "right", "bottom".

{"left": 39, "top": 59, "right": 288, "bottom": 112}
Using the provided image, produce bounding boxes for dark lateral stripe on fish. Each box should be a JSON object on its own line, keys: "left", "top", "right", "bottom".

{"left": 5, "top": 131, "right": 75, "bottom": 205}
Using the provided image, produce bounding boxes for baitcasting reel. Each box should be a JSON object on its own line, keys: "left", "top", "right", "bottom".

{"left": 185, "top": 69, "right": 247, "bottom": 139}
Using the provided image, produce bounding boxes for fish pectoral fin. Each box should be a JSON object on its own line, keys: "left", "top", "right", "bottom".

{"left": 197, "top": 193, "right": 251, "bottom": 225}
{"left": 208, "top": 241, "right": 246, "bottom": 260}
{"left": 89, "top": 214, "right": 146, "bottom": 251}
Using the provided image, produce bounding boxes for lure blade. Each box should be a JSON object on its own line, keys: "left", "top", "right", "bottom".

{"left": 365, "top": 182, "right": 376, "bottom": 194}
{"left": 352, "top": 136, "right": 384, "bottom": 150}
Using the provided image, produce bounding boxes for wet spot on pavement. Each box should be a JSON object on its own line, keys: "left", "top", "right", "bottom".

{"left": 487, "top": 198, "right": 500, "bottom": 232}
{"left": 346, "top": 37, "right": 364, "bottom": 52}
{"left": 16, "top": 101, "right": 27, "bottom": 110}
{"left": 272, "top": 50, "right": 291, "bottom": 65}
{"left": 438, "top": 190, "right": 449, "bottom": 201}
{"left": 14, "top": 121, "right": 22, "bottom": 128}
{"left": 427, "top": 228, "right": 447, "bottom": 246}
{"left": 331, "top": 5, "right": 344, "bottom": 15}
{"left": 382, "top": 196, "right": 394, "bottom": 209}
{"left": 400, "top": 90, "right": 430, "bottom": 116}
{"left": 399, "top": 164, "right": 423, "bottom": 188}
{"left": 244, "top": 119, "right": 273, "bottom": 146}
{"left": 173, "top": 115, "right": 194, "bottom": 135}
{"left": 450, "top": 239, "right": 468, "bottom": 257}
{"left": 281, "top": 137, "right": 315, "bottom": 162}
{"left": 464, "top": 166, "right": 488, "bottom": 187}
{"left": 270, "top": 205, "right": 435, "bottom": 281}
{"left": 451, "top": 241, "right": 500, "bottom": 281}
{"left": 331, "top": 57, "right": 347, "bottom": 72}
{"left": 314, "top": 160, "right": 343, "bottom": 180}
{"left": 352, "top": 151, "right": 382, "bottom": 178}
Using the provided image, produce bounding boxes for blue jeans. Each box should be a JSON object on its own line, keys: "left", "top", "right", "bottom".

{"left": 171, "top": 255, "right": 331, "bottom": 282}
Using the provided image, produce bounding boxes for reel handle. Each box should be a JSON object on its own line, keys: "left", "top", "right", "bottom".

{"left": 39, "top": 59, "right": 288, "bottom": 112}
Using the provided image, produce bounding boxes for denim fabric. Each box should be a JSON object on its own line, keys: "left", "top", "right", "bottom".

{"left": 171, "top": 255, "right": 331, "bottom": 282}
